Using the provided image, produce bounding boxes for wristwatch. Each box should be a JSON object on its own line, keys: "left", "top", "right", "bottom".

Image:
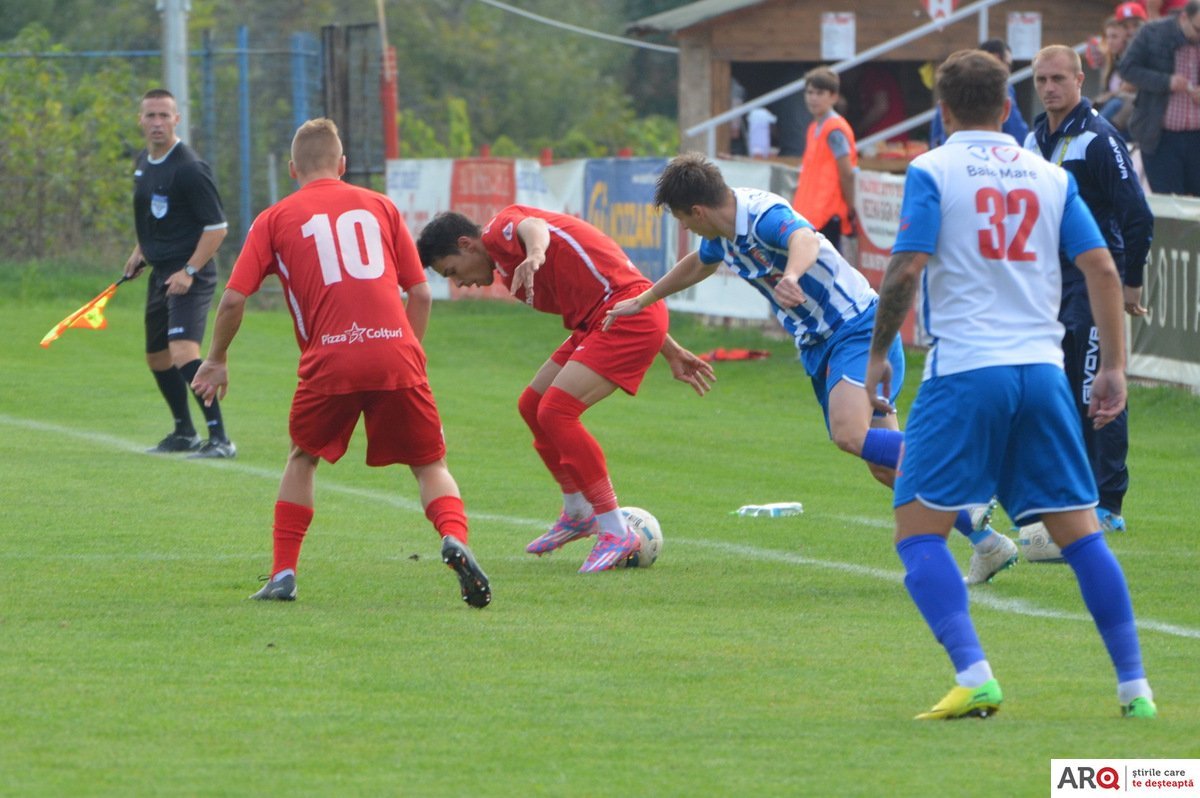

{"left": 184, "top": 264, "right": 200, "bottom": 277}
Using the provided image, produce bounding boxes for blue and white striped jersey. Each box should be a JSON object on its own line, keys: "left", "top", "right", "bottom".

{"left": 893, "top": 130, "right": 1107, "bottom": 380}
{"left": 697, "top": 188, "right": 877, "bottom": 348}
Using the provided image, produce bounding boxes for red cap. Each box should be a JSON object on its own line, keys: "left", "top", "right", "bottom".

{"left": 1114, "top": 1, "right": 1148, "bottom": 20}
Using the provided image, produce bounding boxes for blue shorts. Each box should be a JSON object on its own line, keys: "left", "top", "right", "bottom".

{"left": 806, "top": 305, "right": 906, "bottom": 432}
{"left": 893, "top": 363, "right": 1098, "bottom": 523}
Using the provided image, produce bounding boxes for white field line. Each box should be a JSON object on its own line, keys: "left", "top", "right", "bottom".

{"left": 4, "top": 413, "right": 1199, "bottom": 640}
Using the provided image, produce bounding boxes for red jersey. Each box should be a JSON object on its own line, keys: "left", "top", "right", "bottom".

{"left": 481, "top": 205, "right": 650, "bottom": 330}
{"left": 227, "top": 178, "right": 428, "bottom": 394}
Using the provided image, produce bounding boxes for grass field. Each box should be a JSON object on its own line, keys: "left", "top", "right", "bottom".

{"left": 2, "top": 283, "right": 1198, "bottom": 797}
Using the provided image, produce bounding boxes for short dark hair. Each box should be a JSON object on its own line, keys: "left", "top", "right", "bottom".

{"left": 142, "top": 88, "right": 175, "bottom": 102}
{"left": 936, "top": 49, "right": 1009, "bottom": 128}
{"left": 654, "top": 153, "right": 730, "bottom": 213}
{"left": 804, "top": 66, "right": 840, "bottom": 94}
{"left": 415, "top": 211, "right": 480, "bottom": 267}
{"left": 1187, "top": 0, "right": 1200, "bottom": 18}
{"left": 978, "top": 39, "right": 1010, "bottom": 60}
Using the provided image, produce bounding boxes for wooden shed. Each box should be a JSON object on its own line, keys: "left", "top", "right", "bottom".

{"left": 628, "top": 0, "right": 1118, "bottom": 157}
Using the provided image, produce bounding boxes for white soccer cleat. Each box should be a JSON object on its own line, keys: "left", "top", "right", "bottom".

{"left": 964, "top": 533, "right": 1019, "bottom": 585}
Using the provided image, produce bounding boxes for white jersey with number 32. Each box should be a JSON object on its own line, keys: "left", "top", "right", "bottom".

{"left": 893, "top": 130, "right": 1107, "bottom": 380}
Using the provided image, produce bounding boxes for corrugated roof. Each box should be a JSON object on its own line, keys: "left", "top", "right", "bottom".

{"left": 625, "top": 0, "right": 767, "bottom": 35}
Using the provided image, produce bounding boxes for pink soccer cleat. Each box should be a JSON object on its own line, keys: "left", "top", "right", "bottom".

{"left": 526, "top": 512, "right": 599, "bottom": 556}
{"left": 578, "top": 528, "right": 641, "bottom": 573}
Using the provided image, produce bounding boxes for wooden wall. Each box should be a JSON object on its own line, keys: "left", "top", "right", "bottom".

{"left": 675, "top": 0, "right": 1115, "bottom": 152}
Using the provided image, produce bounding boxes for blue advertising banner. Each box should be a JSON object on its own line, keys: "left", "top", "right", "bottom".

{"left": 583, "top": 158, "right": 671, "bottom": 280}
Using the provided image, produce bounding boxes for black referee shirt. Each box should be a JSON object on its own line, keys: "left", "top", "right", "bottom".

{"left": 132, "top": 141, "right": 227, "bottom": 270}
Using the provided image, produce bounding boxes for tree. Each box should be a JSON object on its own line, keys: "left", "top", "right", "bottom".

{"left": 0, "top": 24, "right": 135, "bottom": 259}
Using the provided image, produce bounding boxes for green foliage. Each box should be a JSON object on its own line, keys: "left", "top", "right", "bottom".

{"left": 398, "top": 111, "right": 447, "bottom": 159}
{"left": 0, "top": 24, "right": 137, "bottom": 261}
{"left": 445, "top": 95, "right": 473, "bottom": 158}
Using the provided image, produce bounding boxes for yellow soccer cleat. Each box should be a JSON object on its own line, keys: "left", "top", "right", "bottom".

{"left": 915, "top": 678, "right": 1003, "bottom": 720}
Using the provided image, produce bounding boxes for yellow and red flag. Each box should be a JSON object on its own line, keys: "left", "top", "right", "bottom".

{"left": 40, "top": 281, "right": 123, "bottom": 348}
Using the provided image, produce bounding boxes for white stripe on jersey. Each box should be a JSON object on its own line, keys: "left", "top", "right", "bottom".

{"left": 717, "top": 188, "right": 876, "bottom": 346}
{"left": 276, "top": 254, "right": 309, "bottom": 342}
{"left": 546, "top": 222, "right": 614, "bottom": 303}
{"left": 901, "top": 131, "right": 1070, "bottom": 378}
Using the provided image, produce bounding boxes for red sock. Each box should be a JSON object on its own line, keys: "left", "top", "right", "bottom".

{"left": 538, "top": 387, "right": 616, "bottom": 514}
{"left": 519, "top": 385, "right": 579, "bottom": 491}
{"left": 273, "top": 500, "right": 313, "bottom": 575}
{"left": 425, "top": 495, "right": 468, "bottom": 544}
{"left": 581, "top": 476, "right": 619, "bottom": 516}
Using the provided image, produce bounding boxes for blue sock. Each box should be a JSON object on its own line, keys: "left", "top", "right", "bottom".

{"left": 952, "top": 509, "right": 991, "bottom": 543}
{"left": 897, "top": 535, "right": 986, "bottom": 673}
{"left": 861, "top": 428, "right": 904, "bottom": 469}
{"left": 1062, "top": 531, "right": 1145, "bottom": 683}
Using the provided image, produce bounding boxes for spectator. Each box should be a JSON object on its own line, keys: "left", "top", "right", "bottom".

{"left": 853, "top": 64, "right": 909, "bottom": 142}
{"left": 792, "top": 66, "right": 858, "bottom": 256}
{"left": 747, "top": 105, "right": 778, "bottom": 158}
{"left": 1094, "top": 10, "right": 1144, "bottom": 136}
{"left": 929, "top": 39, "right": 1030, "bottom": 147}
{"left": 1119, "top": 0, "right": 1200, "bottom": 195}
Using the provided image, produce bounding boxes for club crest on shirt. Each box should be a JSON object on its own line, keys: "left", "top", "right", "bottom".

{"left": 151, "top": 193, "right": 169, "bottom": 219}
{"left": 502, "top": 221, "right": 515, "bottom": 241}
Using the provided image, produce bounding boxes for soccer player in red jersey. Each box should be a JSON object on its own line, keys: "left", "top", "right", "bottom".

{"left": 191, "top": 119, "right": 489, "bottom": 608}
{"left": 417, "top": 207, "right": 714, "bottom": 572}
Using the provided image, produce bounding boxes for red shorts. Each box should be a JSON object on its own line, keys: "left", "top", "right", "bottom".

{"left": 289, "top": 381, "right": 447, "bottom": 466}
{"left": 550, "top": 291, "right": 668, "bottom": 395}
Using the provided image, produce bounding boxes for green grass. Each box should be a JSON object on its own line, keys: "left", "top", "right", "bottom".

{"left": 1, "top": 295, "right": 1198, "bottom": 797}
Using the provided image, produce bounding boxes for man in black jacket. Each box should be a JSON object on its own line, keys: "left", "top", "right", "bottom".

{"left": 1120, "top": 0, "right": 1200, "bottom": 195}
{"left": 1027, "top": 45, "right": 1154, "bottom": 534}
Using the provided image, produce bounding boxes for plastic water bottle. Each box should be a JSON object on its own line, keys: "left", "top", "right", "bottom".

{"left": 734, "top": 502, "right": 804, "bottom": 517}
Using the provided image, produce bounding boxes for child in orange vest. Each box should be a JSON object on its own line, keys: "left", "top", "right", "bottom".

{"left": 792, "top": 66, "right": 858, "bottom": 255}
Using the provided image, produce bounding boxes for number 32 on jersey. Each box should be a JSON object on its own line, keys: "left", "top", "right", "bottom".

{"left": 975, "top": 187, "right": 1039, "bottom": 262}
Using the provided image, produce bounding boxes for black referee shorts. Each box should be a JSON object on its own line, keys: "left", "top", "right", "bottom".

{"left": 144, "top": 263, "right": 217, "bottom": 353}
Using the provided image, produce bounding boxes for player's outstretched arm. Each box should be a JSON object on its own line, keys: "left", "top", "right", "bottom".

{"left": 660, "top": 335, "right": 715, "bottom": 396}
{"left": 603, "top": 251, "right": 718, "bottom": 330}
{"left": 1075, "top": 246, "right": 1128, "bottom": 428}
{"left": 192, "top": 288, "right": 247, "bottom": 407}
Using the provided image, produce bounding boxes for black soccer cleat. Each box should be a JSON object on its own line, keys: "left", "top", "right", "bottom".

{"left": 146, "top": 432, "right": 202, "bottom": 453}
{"left": 188, "top": 438, "right": 237, "bottom": 459}
{"left": 441, "top": 536, "right": 491, "bottom": 609}
{"left": 249, "top": 572, "right": 296, "bottom": 601}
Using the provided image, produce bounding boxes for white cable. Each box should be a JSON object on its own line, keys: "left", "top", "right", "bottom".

{"left": 473, "top": 0, "right": 679, "bottom": 54}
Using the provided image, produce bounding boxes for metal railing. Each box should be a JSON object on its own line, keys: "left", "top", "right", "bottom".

{"left": 687, "top": 0, "right": 1011, "bottom": 155}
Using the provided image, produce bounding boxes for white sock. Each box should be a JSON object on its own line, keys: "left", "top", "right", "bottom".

{"left": 272, "top": 568, "right": 295, "bottom": 582}
{"left": 955, "top": 660, "right": 994, "bottom": 688}
{"left": 595, "top": 508, "right": 626, "bottom": 537}
{"left": 1117, "top": 678, "right": 1153, "bottom": 705}
{"left": 562, "top": 492, "right": 593, "bottom": 519}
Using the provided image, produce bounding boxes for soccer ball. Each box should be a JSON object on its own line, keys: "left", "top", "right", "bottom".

{"left": 619, "top": 506, "right": 662, "bottom": 568}
{"left": 1017, "top": 521, "right": 1065, "bottom": 563}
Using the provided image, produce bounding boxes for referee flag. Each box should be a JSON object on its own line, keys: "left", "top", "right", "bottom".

{"left": 40, "top": 280, "right": 123, "bottom": 348}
